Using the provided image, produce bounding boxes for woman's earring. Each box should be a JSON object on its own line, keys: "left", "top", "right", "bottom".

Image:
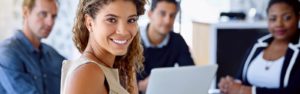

{"left": 88, "top": 28, "right": 92, "bottom": 32}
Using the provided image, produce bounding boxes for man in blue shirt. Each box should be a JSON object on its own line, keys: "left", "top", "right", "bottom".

{"left": 137, "top": 0, "right": 194, "bottom": 93}
{"left": 0, "top": 0, "right": 65, "bottom": 94}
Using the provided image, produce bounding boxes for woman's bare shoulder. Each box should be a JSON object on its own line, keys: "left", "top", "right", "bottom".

{"left": 66, "top": 62, "right": 107, "bottom": 94}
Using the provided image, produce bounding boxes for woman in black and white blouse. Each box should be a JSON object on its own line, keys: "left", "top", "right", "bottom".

{"left": 219, "top": 0, "right": 300, "bottom": 94}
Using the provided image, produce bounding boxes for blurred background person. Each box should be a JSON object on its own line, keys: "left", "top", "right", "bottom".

{"left": 219, "top": 0, "right": 300, "bottom": 94}
{"left": 137, "top": 0, "right": 195, "bottom": 93}
{"left": 0, "top": 0, "right": 65, "bottom": 94}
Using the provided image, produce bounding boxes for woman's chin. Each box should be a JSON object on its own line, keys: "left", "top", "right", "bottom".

{"left": 273, "top": 34, "right": 286, "bottom": 39}
{"left": 113, "top": 50, "right": 127, "bottom": 56}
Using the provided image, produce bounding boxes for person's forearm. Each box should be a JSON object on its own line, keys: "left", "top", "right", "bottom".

{"left": 239, "top": 85, "right": 252, "bottom": 94}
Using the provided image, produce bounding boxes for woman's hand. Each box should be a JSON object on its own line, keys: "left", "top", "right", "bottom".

{"left": 218, "top": 76, "right": 252, "bottom": 94}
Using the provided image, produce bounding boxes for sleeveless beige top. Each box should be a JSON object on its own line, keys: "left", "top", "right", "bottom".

{"left": 60, "top": 56, "right": 129, "bottom": 94}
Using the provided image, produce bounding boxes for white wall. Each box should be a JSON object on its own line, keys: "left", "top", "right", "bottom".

{"left": 0, "top": 0, "right": 22, "bottom": 41}
{"left": 179, "top": 0, "right": 230, "bottom": 49}
{"left": 230, "top": 0, "right": 270, "bottom": 20}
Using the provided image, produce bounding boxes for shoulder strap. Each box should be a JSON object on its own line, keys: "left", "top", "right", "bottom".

{"left": 85, "top": 59, "right": 129, "bottom": 94}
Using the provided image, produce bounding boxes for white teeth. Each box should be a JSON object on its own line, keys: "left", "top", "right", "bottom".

{"left": 112, "top": 39, "right": 127, "bottom": 44}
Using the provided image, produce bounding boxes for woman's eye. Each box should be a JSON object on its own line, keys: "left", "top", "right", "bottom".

{"left": 268, "top": 17, "right": 276, "bottom": 22}
{"left": 128, "top": 18, "right": 138, "bottom": 23}
{"left": 107, "top": 18, "right": 117, "bottom": 23}
{"left": 128, "top": 18, "right": 137, "bottom": 24}
{"left": 283, "top": 15, "right": 291, "bottom": 21}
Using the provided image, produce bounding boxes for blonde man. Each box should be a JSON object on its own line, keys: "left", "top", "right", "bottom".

{"left": 0, "top": 0, "right": 64, "bottom": 94}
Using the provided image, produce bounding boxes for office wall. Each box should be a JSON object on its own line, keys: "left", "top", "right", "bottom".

{"left": 0, "top": 0, "right": 22, "bottom": 41}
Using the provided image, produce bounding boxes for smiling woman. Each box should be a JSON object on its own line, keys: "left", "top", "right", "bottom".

{"left": 60, "top": 0, "right": 146, "bottom": 94}
{"left": 218, "top": 0, "right": 300, "bottom": 94}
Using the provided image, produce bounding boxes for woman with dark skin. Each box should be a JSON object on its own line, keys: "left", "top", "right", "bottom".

{"left": 219, "top": 0, "right": 300, "bottom": 94}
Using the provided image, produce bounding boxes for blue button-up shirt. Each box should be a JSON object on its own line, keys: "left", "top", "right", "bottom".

{"left": 0, "top": 30, "right": 65, "bottom": 94}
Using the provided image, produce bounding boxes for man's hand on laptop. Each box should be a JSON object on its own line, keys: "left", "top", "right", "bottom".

{"left": 138, "top": 77, "right": 149, "bottom": 93}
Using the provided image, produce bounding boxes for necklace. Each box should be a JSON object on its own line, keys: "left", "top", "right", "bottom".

{"left": 265, "top": 61, "right": 275, "bottom": 70}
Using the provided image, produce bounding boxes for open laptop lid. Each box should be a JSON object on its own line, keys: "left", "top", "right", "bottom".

{"left": 146, "top": 64, "right": 218, "bottom": 94}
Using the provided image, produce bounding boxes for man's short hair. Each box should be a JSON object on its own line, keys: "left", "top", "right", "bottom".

{"left": 23, "top": 0, "right": 36, "bottom": 11}
{"left": 150, "top": 0, "right": 180, "bottom": 12}
{"left": 23, "top": 0, "right": 59, "bottom": 11}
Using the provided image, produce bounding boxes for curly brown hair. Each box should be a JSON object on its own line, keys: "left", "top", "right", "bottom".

{"left": 72, "top": 0, "right": 146, "bottom": 93}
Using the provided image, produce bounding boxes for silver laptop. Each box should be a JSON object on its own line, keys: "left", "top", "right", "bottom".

{"left": 146, "top": 64, "right": 218, "bottom": 94}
